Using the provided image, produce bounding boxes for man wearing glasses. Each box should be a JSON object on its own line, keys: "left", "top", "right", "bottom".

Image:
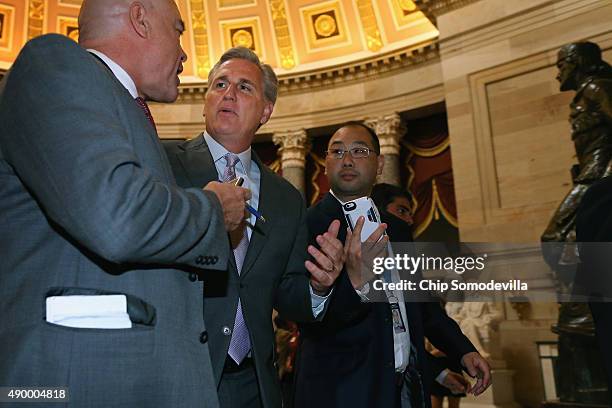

{"left": 294, "top": 122, "right": 490, "bottom": 408}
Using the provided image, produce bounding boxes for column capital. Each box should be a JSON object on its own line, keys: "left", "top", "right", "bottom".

{"left": 364, "top": 113, "right": 405, "bottom": 155}
{"left": 272, "top": 129, "right": 310, "bottom": 169}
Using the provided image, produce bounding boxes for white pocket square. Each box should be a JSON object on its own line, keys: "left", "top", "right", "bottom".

{"left": 46, "top": 295, "right": 132, "bottom": 329}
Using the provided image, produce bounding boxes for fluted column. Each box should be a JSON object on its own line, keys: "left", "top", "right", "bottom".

{"left": 365, "top": 113, "right": 405, "bottom": 186}
{"left": 272, "top": 129, "right": 310, "bottom": 195}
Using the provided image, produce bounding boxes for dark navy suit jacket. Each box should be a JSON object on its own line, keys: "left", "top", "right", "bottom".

{"left": 294, "top": 193, "right": 476, "bottom": 408}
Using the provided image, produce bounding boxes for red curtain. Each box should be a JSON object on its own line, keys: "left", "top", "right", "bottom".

{"left": 402, "top": 113, "right": 457, "bottom": 238}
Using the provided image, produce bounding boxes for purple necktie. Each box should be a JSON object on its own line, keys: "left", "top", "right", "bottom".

{"left": 134, "top": 97, "right": 157, "bottom": 132}
{"left": 222, "top": 153, "right": 252, "bottom": 364}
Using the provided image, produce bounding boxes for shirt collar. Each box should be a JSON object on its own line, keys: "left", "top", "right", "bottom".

{"left": 204, "top": 131, "right": 252, "bottom": 174}
{"left": 87, "top": 49, "right": 138, "bottom": 98}
{"left": 329, "top": 189, "right": 349, "bottom": 204}
{"left": 329, "top": 189, "right": 375, "bottom": 207}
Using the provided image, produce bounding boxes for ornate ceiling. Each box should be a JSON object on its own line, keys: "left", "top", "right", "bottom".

{"left": 0, "top": 0, "right": 438, "bottom": 84}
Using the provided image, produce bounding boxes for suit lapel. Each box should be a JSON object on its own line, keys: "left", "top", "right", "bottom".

{"left": 175, "top": 134, "right": 236, "bottom": 272}
{"left": 175, "top": 135, "right": 219, "bottom": 187}
{"left": 318, "top": 193, "right": 348, "bottom": 242}
{"left": 240, "top": 152, "right": 273, "bottom": 278}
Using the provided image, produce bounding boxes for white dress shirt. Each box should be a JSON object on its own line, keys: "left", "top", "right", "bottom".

{"left": 87, "top": 49, "right": 138, "bottom": 98}
{"left": 203, "top": 133, "right": 327, "bottom": 317}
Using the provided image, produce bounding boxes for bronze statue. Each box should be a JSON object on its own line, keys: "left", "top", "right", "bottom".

{"left": 542, "top": 42, "right": 612, "bottom": 405}
{"left": 543, "top": 42, "right": 612, "bottom": 245}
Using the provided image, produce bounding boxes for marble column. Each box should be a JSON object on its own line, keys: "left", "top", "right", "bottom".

{"left": 272, "top": 129, "right": 310, "bottom": 195}
{"left": 365, "top": 113, "right": 405, "bottom": 186}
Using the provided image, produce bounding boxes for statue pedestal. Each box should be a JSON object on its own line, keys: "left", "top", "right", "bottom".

{"left": 460, "top": 368, "right": 520, "bottom": 408}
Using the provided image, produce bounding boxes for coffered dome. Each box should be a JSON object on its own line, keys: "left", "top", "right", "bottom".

{"left": 0, "top": 0, "right": 438, "bottom": 83}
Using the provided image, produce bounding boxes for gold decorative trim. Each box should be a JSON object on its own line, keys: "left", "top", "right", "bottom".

{"left": 413, "top": 178, "right": 458, "bottom": 238}
{"left": 269, "top": 0, "right": 295, "bottom": 70}
{"left": 314, "top": 14, "right": 336, "bottom": 38}
{"left": 217, "top": 0, "right": 257, "bottom": 10}
{"left": 190, "top": 0, "right": 211, "bottom": 79}
{"left": 300, "top": 1, "right": 349, "bottom": 53}
{"left": 0, "top": 5, "right": 15, "bottom": 51}
{"left": 308, "top": 152, "right": 327, "bottom": 206}
{"left": 390, "top": 0, "right": 421, "bottom": 30}
{"left": 405, "top": 137, "right": 457, "bottom": 237}
{"left": 433, "top": 178, "right": 458, "bottom": 227}
{"left": 58, "top": 0, "right": 82, "bottom": 8}
{"left": 402, "top": 137, "right": 449, "bottom": 157}
{"left": 28, "top": 0, "right": 46, "bottom": 40}
{"left": 356, "top": 0, "right": 382, "bottom": 52}
{"left": 269, "top": 158, "right": 282, "bottom": 174}
{"left": 57, "top": 16, "right": 79, "bottom": 42}
{"left": 404, "top": 151, "right": 419, "bottom": 215}
{"left": 220, "top": 17, "right": 264, "bottom": 60}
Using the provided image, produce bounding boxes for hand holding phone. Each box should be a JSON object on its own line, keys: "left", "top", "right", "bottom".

{"left": 341, "top": 197, "right": 384, "bottom": 242}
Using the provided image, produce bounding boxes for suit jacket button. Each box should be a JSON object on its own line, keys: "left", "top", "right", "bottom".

{"left": 199, "top": 331, "right": 209, "bottom": 344}
{"left": 222, "top": 326, "right": 232, "bottom": 336}
{"left": 196, "top": 255, "right": 204, "bottom": 265}
{"left": 189, "top": 272, "right": 197, "bottom": 282}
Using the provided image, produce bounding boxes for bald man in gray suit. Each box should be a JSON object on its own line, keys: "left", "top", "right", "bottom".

{"left": 0, "top": 0, "right": 250, "bottom": 406}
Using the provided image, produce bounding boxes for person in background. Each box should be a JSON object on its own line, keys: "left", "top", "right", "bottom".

{"left": 372, "top": 182, "right": 415, "bottom": 226}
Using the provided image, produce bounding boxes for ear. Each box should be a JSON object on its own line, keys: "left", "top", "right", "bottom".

{"left": 129, "top": 2, "right": 149, "bottom": 39}
{"left": 259, "top": 101, "right": 274, "bottom": 125}
{"left": 377, "top": 154, "right": 385, "bottom": 175}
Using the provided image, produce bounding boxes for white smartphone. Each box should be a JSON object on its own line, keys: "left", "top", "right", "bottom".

{"left": 341, "top": 197, "right": 383, "bottom": 242}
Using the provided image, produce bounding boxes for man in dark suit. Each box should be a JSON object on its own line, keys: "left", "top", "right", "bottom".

{"left": 164, "top": 47, "right": 343, "bottom": 408}
{"left": 294, "top": 123, "right": 491, "bottom": 408}
{"left": 0, "top": 0, "right": 250, "bottom": 406}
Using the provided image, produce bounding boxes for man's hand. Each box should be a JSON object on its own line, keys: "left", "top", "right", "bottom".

{"left": 461, "top": 351, "right": 491, "bottom": 396}
{"left": 306, "top": 220, "right": 345, "bottom": 296}
{"left": 344, "top": 216, "right": 387, "bottom": 289}
{"left": 441, "top": 370, "right": 471, "bottom": 395}
{"left": 204, "top": 181, "right": 251, "bottom": 231}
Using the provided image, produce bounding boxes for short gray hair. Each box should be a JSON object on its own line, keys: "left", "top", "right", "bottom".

{"left": 207, "top": 47, "right": 278, "bottom": 104}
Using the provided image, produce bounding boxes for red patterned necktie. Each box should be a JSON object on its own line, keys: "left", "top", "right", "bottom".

{"left": 134, "top": 97, "right": 157, "bottom": 132}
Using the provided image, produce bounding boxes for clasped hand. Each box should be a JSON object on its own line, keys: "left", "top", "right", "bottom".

{"left": 306, "top": 220, "right": 345, "bottom": 296}
{"left": 344, "top": 216, "right": 388, "bottom": 290}
{"left": 204, "top": 181, "right": 251, "bottom": 231}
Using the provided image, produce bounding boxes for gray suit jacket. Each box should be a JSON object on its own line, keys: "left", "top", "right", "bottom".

{"left": 164, "top": 135, "right": 314, "bottom": 408}
{"left": 0, "top": 34, "right": 228, "bottom": 407}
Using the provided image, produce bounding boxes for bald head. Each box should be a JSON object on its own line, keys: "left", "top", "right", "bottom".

{"left": 79, "top": 0, "right": 129, "bottom": 44}
{"left": 77, "top": 0, "right": 187, "bottom": 103}
{"left": 78, "top": 0, "right": 174, "bottom": 45}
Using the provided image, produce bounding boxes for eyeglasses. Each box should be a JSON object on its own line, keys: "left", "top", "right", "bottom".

{"left": 325, "top": 147, "right": 375, "bottom": 159}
